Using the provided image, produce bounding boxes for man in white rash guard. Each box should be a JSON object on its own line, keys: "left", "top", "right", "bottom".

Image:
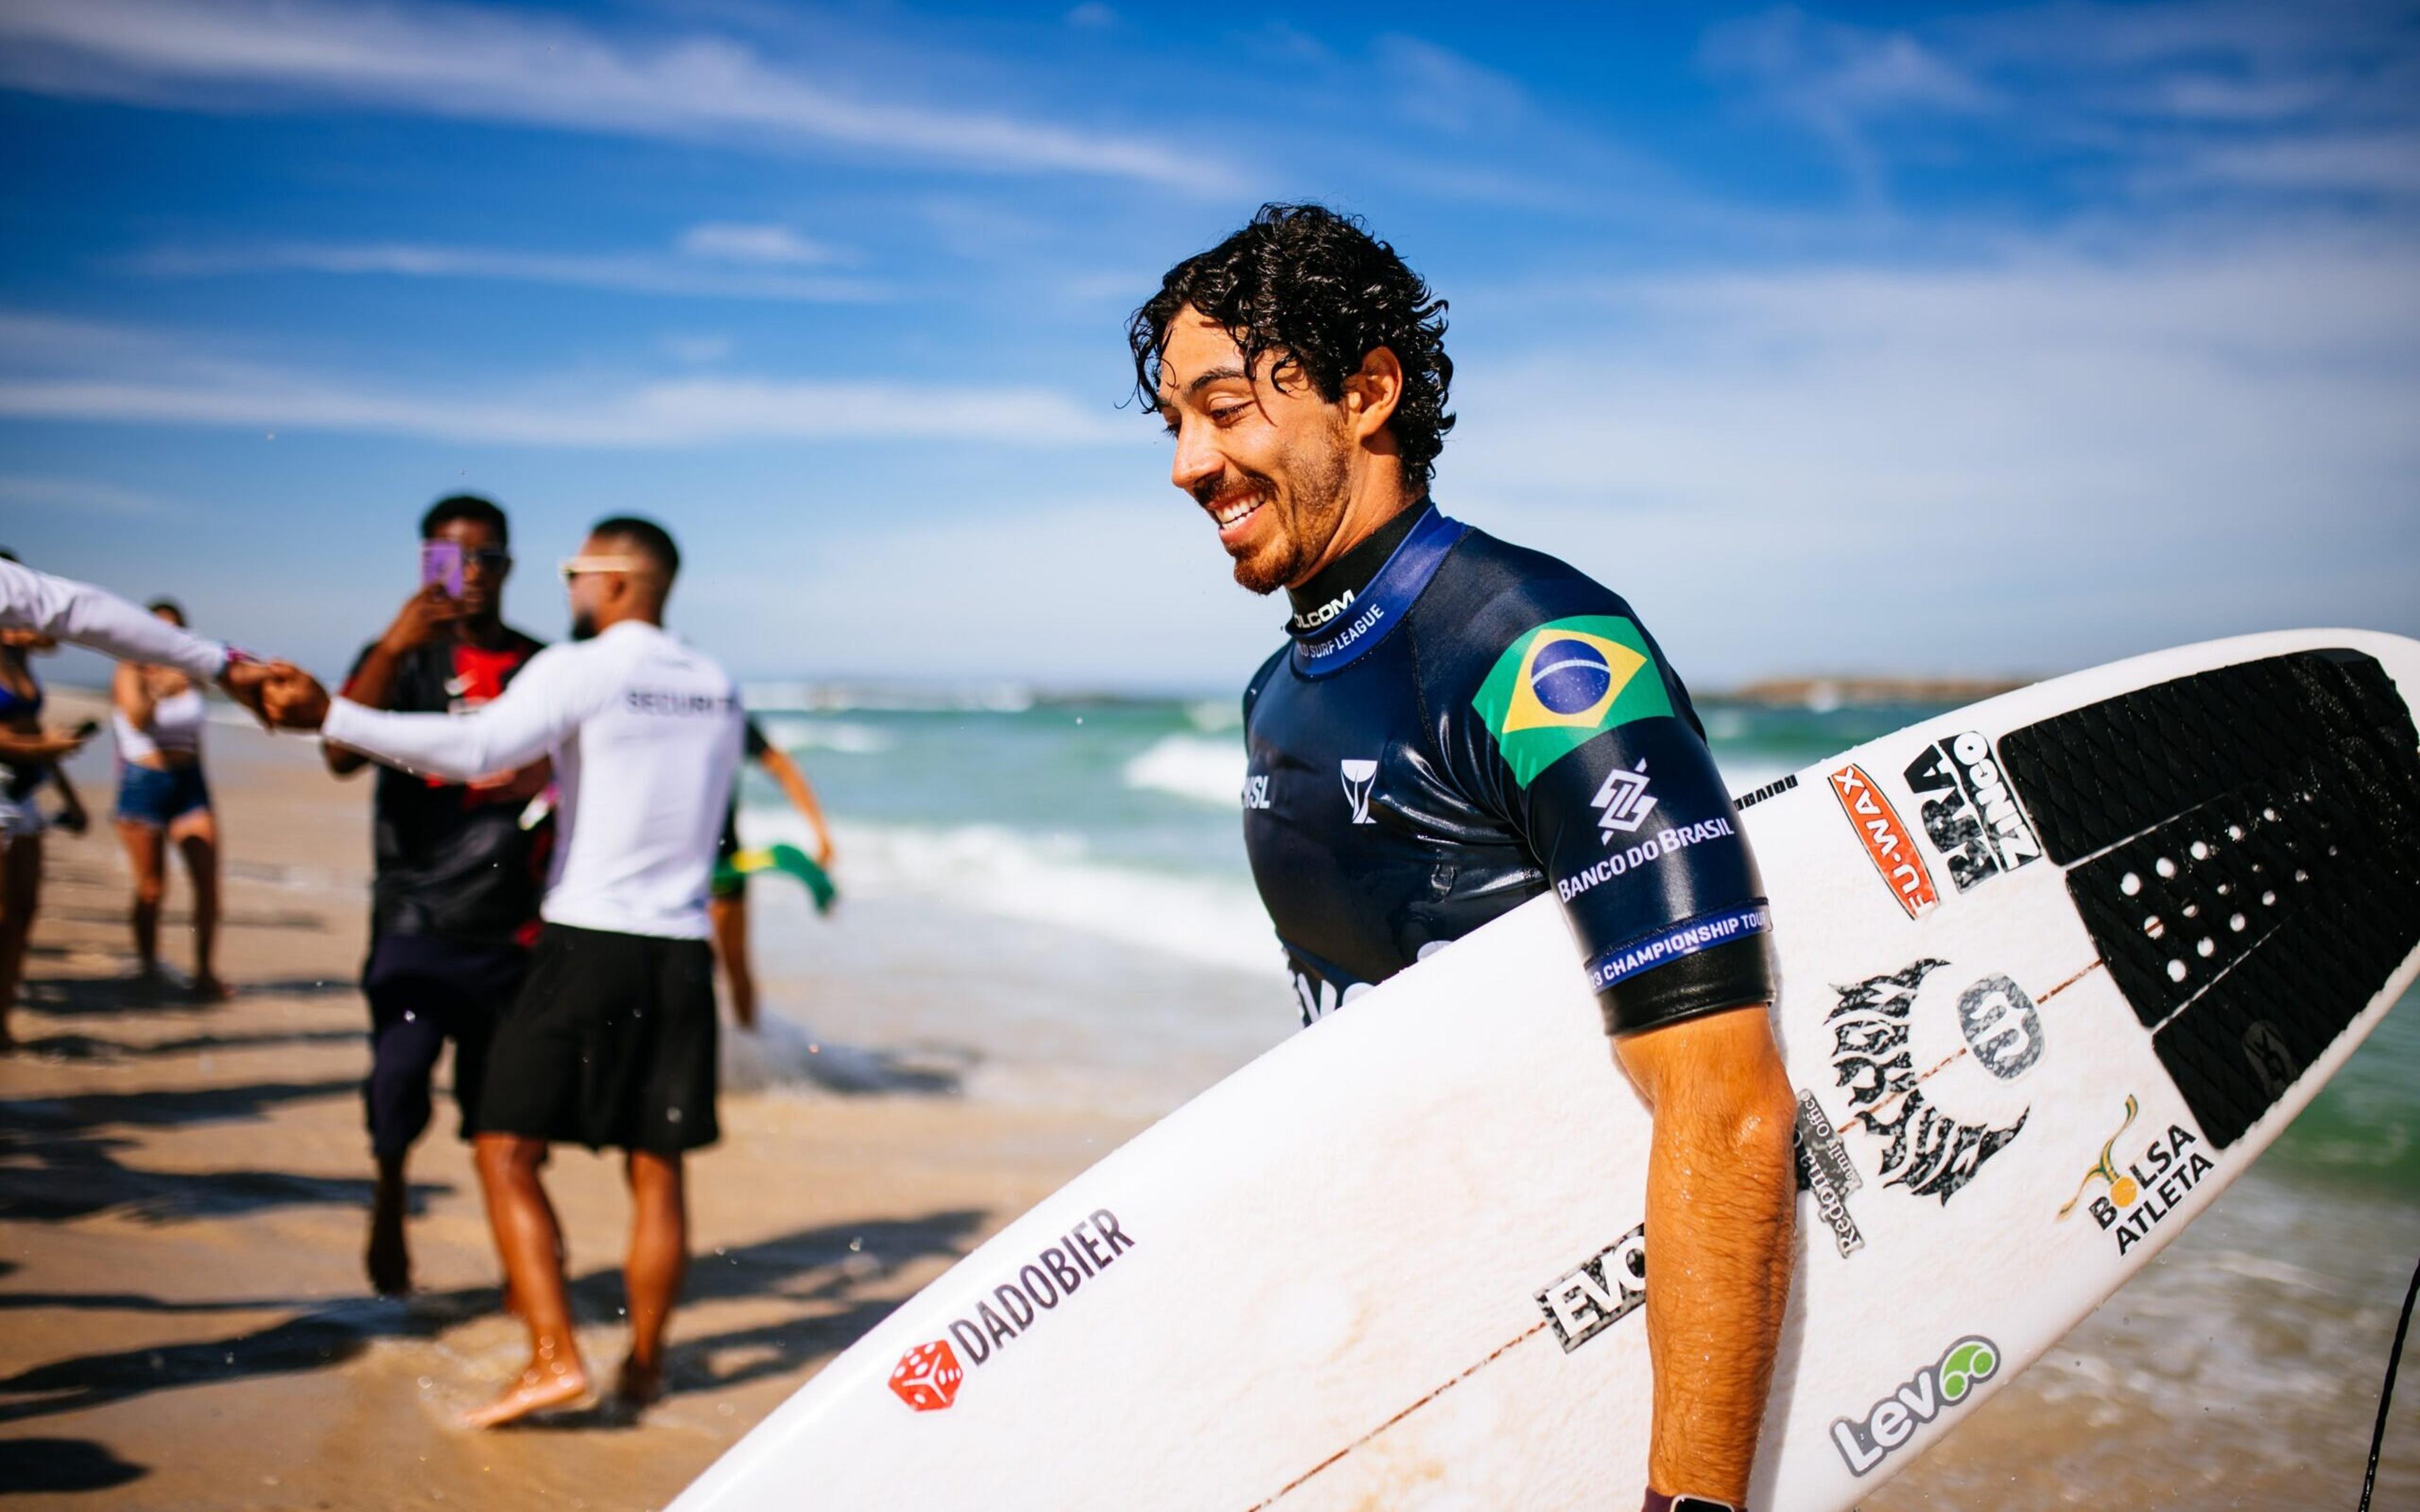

{"left": 0, "top": 556, "right": 278, "bottom": 714}
{"left": 260, "top": 517, "right": 743, "bottom": 1429}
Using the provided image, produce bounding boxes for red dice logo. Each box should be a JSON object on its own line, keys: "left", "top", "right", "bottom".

{"left": 889, "top": 1339, "right": 964, "bottom": 1412}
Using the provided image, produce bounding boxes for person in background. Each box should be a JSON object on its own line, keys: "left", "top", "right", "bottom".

{"left": 0, "top": 592, "right": 91, "bottom": 1049}
{"left": 262, "top": 516, "right": 742, "bottom": 1429}
{"left": 112, "top": 599, "right": 226, "bottom": 999}
{"left": 710, "top": 718, "right": 836, "bottom": 1031}
{"left": 325, "top": 495, "right": 551, "bottom": 1297}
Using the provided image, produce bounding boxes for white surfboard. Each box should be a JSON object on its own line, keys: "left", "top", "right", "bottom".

{"left": 673, "top": 629, "right": 2420, "bottom": 1511}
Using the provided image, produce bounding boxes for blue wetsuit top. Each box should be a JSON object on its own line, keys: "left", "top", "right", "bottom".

{"left": 1241, "top": 503, "right": 1775, "bottom": 1038}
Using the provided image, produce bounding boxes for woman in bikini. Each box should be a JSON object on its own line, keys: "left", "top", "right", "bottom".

{"left": 113, "top": 599, "right": 227, "bottom": 999}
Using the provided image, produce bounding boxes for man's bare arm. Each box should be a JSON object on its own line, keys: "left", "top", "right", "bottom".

{"left": 326, "top": 584, "right": 461, "bottom": 777}
{"left": 758, "top": 744, "right": 836, "bottom": 866}
{"left": 1613, "top": 1003, "right": 1797, "bottom": 1505}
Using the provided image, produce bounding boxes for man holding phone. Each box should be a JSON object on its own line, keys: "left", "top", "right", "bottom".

{"left": 326, "top": 495, "right": 552, "bottom": 1297}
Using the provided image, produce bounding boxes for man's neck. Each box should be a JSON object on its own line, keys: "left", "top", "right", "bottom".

{"left": 593, "top": 609, "right": 664, "bottom": 635}
{"left": 457, "top": 614, "right": 514, "bottom": 651}
{"left": 1284, "top": 496, "right": 1428, "bottom": 634}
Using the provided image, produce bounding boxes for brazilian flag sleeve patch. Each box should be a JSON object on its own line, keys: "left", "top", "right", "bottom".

{"left": 1471, "top": 615, "right": 1674, "bottom": 788}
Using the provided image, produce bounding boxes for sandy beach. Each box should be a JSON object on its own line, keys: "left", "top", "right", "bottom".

{"left": 1, "top": 693, "right": 1147, "bottom": 1509}
{"left": 3, "top": 690, "right": 2413, "bottom": 1509}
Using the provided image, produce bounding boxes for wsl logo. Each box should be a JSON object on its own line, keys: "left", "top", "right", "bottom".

{"left": 1592, "top": 759, "right": 1661, "bottom": 839}
{"left": 1339, "top": 759, "right": 1379, "bottom": 825}
{"left": 1241, "top": 772, "right": 1272, "bottom": 811}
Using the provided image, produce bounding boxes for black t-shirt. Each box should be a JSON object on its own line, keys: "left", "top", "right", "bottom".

{"left": 1242, "top": 505, "right": 1775, "bottom": 1037}
{"left": 347, "top": 631, "right": 552, "bottom": 946}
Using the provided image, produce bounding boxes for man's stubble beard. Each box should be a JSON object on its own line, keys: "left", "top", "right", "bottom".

{"left": 1226, "top": 433, "right": 1351, "bottom": 596}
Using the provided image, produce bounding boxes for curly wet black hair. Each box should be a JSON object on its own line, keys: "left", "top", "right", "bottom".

{"left": 1129, "top": 203, "right": 1454, "bottom": 490}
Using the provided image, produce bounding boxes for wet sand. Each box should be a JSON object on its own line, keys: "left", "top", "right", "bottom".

{"left": 4, "top": 692, "right": 2412, "bottom": 1509}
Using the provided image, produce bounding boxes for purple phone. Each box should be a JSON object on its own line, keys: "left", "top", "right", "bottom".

{"left": 421, "top": 541, "right": 464, "bottom": 598}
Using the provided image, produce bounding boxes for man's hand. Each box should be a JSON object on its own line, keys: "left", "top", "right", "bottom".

{"left": 260, "top": 663, "right": 334, "bottom": 731}
{"left": 379, "top": 583, "right": 464, "bottom": 656}
{"left": 217, "top": 658, "right": 278, "bottom": 722}
{"left": 1613, "top": 1005, "right": 1797, "bottom": 1506}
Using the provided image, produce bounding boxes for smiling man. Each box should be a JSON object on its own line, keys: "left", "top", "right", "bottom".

{"left": 1131, "top": 204, "right": 1795, "bottom": 1512}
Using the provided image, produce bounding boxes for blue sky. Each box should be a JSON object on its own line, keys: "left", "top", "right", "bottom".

{"left": 2, "top": 1, "right": 2416, "bottom": 692}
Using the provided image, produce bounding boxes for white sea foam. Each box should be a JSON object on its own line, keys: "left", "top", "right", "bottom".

{"left": 1185, "top": 698, "right": 1242, "bottom": 733}
{"left": 739, "top": 806, "right": 1279, "bottom": 978}
{"left": 1124, "top": 733, "right": 1247, "bottom": 808}
{"left": 754, "top": 716, "right": 893, "bottom": 755}
{"left": 743, "top": 680, "right": 1033, "bottom": 713}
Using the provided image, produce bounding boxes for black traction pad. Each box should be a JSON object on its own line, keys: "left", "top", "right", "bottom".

{"left": 1997, "top": 650, "right": 2420, "bottom": 1148}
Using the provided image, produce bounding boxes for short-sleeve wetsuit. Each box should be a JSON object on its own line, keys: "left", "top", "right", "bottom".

{"left": 1240, "top": 503, "right": 1775, "bottom": 1037}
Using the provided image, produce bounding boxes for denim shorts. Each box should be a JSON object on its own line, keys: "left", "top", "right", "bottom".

{"left": 117, "top": 763, "right": 212, "bottom": 827}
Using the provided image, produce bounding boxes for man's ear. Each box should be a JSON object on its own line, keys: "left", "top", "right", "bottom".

{"left": 1343, "top": 346, "right": 1405, "bottom": 442}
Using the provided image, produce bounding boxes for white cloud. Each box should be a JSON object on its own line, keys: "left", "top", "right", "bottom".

{"left": 1441, "top": 237, "right": 2420, "bottom": 679}
{"left": 125, "top": 239, "right": 880, "bottom": 301}
{"left": 659, "top": 333, "right": 735, "bottom": 365}
{"left": 675, "top": 222, "right": 836, "bottom": 266}
{"left": 0, "top": 474, "right": 188, "bottom": 518}
{"left": 0, "top": 0, "right": 1218, "bottom": 188}
{"left": 0, "top": 312, "right": 1129, "bottom": 449}
{"left": 1374, "top": 36, "right": 1529, "bottom": 136}
{"left": 2174, "top": 134, "right": 2420, "bottom": 196}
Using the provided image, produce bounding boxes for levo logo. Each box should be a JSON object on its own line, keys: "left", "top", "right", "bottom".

{"left": 889, "top": 1339, "right": 964, "bottom": 1412}
{"left": 1831, "top": 765, "right": 1938, "bottom": 919}
{"left": 1832, "top": 1335, "right": 2000, "bottom": 1476}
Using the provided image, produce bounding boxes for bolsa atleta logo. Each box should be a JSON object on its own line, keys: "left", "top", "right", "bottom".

{"left": 2058, "top": 1096, "right": 2215, "bottom": 1256}
{"left": 1472, "top": 616, "right": 1673, "bottom": 787}
{"left": 1833, "top": 1335, "right": 2000, "bottom": 1476}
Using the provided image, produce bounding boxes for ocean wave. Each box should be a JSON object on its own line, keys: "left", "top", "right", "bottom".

{"left": 754, "top": 716, "right": 893, "bottom": 755}
{"left": 738, "top": 808, "right": 1279, "bottom": 978}
{"left": 743, "top": 680, "right": 1034, "bottom": 714}
{"left": 1185, "top": 698, "right": 1242, "bottom": 733}
{"left": 1123, "top": 733, "right": 1246, "bottom": 808}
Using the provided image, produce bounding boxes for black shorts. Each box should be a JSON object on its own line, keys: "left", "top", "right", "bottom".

{"left": 476, "top": 922, "right": 720, "bottom": 1155}
{"left": 361, "top": 932, "right": 528, "bottom": 1155}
